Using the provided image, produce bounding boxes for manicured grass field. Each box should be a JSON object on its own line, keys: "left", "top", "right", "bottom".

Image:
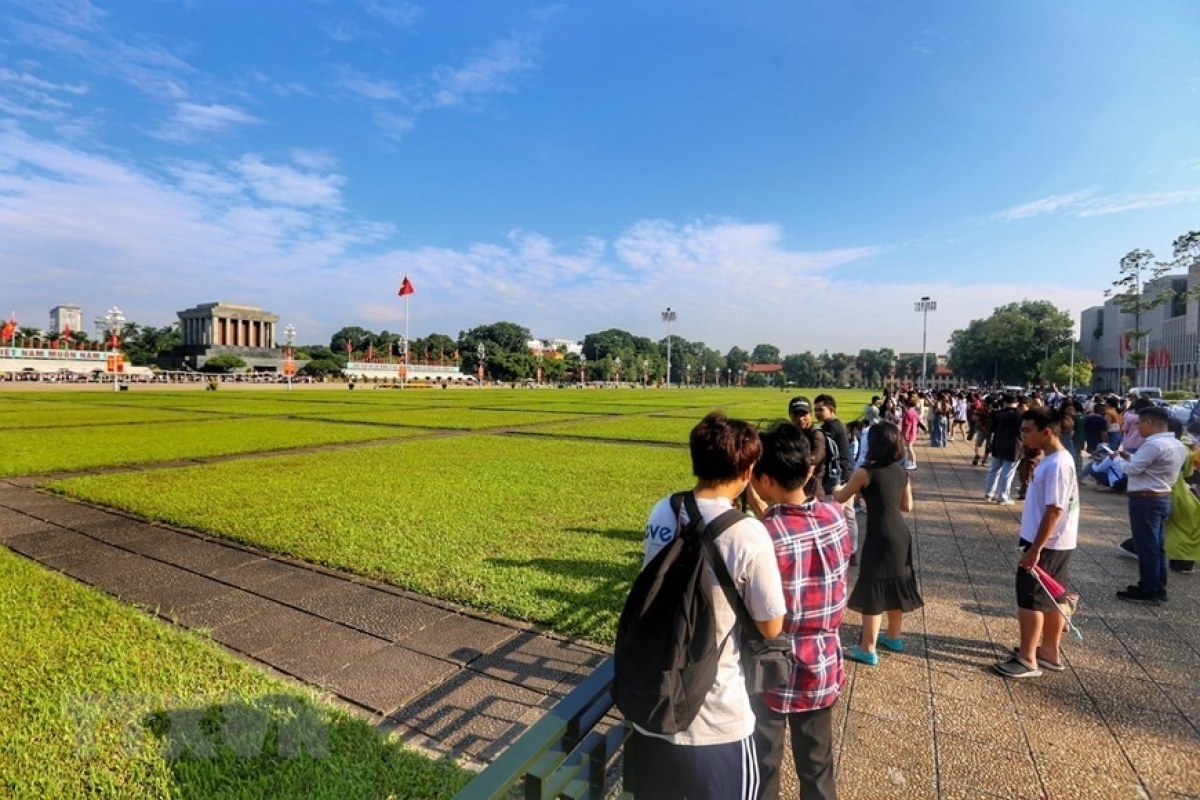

{"left": 0, "top": 417, "right": 427, "bottom": 477}
{"left": 0, "top": 546, "right": 467, "bottom": 798}
{"left": 49, "top": 435, "right": 692, "bottom": 643}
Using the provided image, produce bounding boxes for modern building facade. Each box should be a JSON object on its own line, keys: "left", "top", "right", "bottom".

{"left": 1079, "top": 259, "right": 1200, "bottom": 393}
{"left": 49, "top": 304, "right": 83, "bottom": 336}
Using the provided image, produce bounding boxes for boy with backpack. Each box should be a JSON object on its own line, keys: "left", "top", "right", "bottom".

{"left": 617, "top": 412, "right": 786, "bottom": 800}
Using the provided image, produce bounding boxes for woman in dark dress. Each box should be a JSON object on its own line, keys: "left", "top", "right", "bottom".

{"left": 834, "top": 422, "right": 922, "bottom": 666}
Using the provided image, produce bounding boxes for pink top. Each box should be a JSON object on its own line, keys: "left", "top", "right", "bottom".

{"left": 901, "top": 407, "right": 920, "bottom": 444}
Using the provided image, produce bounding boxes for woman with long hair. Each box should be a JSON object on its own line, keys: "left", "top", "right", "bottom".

{"left": 834, "top": 422, "right": 923, "bottom": 665}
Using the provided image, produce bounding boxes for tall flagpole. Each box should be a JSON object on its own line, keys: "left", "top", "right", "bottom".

{"left": 404, "top": 291, "right": 410, "bottom": 389}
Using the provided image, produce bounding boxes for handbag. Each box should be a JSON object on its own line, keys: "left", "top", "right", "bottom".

{"left": 690, "top": 494, "right": 794, "bottom": 694}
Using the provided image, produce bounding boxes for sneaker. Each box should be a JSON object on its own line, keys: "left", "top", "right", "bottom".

{"left": 1116, "top": 586, "right": 1165, "bottom": 605}
{"left": 993, "top": 655, "right": 1042, "bottom": 679}
{"left": 983, "top": 494, "right": 995, "bottom": 502}
{"left": 972, "top": 456, "right": 980, "bottom": 466}
{"left": 1117, "top": 539, "right": 1137, "bottom": 559}
{"left": 904, "top": 461, "right": 918, "bottom": 471}
{"left": 1169, "top": 559, "right": 1195, "bottom": 573}
{"left": 844, "top": 645, "right": 879, "bottom": 666}
{"left": 999, "top": 497, "right": 1015, "bottom": 506}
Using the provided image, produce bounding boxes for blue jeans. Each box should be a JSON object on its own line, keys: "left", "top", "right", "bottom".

{"left": 1128, "top": 495, "right": 1171, "bottom": 597}
{"left": 984, "top": 457, "right": 1018, "bottom": 500}
{"left": 930, "top": 416, "right": 946, "bottom": 447}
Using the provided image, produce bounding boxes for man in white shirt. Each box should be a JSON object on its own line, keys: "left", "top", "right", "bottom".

{"left": 1116, "top": 406, "right": 1187, "bottom": 605}
{"left": 994, "top": 407, "right": 1079, "bottom": 679}
{"left": 630, "top": 412, "right": 787, "bottom": 799}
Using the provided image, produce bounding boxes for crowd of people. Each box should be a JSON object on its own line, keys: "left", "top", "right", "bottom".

{"left": 619, "top": 385, "right": 1198, "bottom": 799}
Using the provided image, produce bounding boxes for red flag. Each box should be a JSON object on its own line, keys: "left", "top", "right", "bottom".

{"left": 345, "top": 340, "right": 353, "bottom": 356}
{"left": 367, "top": 342, "right": 374, "bottom": 361}
{"left": 0, "top": 318, "right": 14, "bottom": 343}
{"left": 398, "top": 276, "right": 415, "bottom": 296}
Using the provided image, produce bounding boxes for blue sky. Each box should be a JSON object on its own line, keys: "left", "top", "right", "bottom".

{"left": 2, "top": 1, "right": 1199, "bottom": 355}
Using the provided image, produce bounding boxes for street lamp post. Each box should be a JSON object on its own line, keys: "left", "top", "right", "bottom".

{"left": 642, "top": 358, "right": 648, "bottom": 387}
{"left": 283, "top": 323, "right": 296, "bottom": 391}
{"left": 536, "top": 352, "right": 544, "bottom": 385}
{"left": 476, "top": 343, "right": 486, "bottom": 385}
{"left": 615, "top": 356, "right": 622, "bottom": 384}
{"left": 579, "top": 353, "right": 587, "bottom": 384}
{"left": 914, "top": 296, "right": 937, "bottom": 390}
{"left": 104, "top": 306, "right": 125, "bottom": 392}
{"left": 701, "top": 364, "right": 706, "bottom": 387}
{"left": 726, "top": 367, "right": 731, "bottom": 387}
{"left": 662, "top": 307, "right": 676, "bottom": 388}
{"left": 686, "top": 363, "right": 691, "bottom": 387}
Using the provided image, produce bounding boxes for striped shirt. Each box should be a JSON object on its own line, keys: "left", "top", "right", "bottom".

{"left": 760, "top": 500, "right": 851, "bottom": 713}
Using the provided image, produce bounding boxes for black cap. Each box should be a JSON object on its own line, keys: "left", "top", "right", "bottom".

{"left": 788, "top": 396, "right": 812, "bottom": 415}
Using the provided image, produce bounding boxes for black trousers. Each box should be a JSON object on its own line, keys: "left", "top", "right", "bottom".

{"left": 752, "top": 697, "right": 837, "bottom": 800}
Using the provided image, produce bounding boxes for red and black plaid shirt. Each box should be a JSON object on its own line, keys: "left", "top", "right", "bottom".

{"left": 761, "top": 500, "right": 851, "bottom": 713}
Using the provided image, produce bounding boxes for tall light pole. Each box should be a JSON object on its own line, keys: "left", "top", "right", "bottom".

{"left": 476, "top": 342, "right": 486, "bottom": 385}
{"left": 579, "top": 353, "right": 587, "bottom": 384}
{"left": 615, "top": 355, "right": 622, "bottom": 384}
{"left": 914, "top": 296, "right": 936, "bottom": 391}
{"left": 283, "top": 323, "right": 296, "bottom": 391}
{"left": 104, "top": 306, "right": 125, "bottom": 392}
{"left": 662, "top": 307, "right": 676, "bottom": 388}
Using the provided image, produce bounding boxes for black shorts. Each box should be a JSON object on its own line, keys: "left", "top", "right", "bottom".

{"left": 1015, "top": 544, "right": 1072, "bottom": 612}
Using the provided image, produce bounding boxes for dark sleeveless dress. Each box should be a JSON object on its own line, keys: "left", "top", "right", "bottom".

{"left": 848, "top": 463, "right": 925, "bottom": 615}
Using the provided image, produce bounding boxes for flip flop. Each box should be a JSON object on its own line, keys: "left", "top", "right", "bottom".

{"left": 1012, "top": 647, "right": 1064, "bottom": 672}
{"left": 993, "top": 655, "right": 1042, "bottom": 679}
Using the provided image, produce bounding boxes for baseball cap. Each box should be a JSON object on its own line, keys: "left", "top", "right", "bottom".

{"left": 788, "top": 396, "right": 812, "bottom": 416}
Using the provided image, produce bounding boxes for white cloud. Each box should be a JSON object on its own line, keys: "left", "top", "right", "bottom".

{"left": 233, "top": 155, "right": 345, "bottom": 207}
{"left": 995, "top": 187, "right": 1200, "bottom": 221}
{"left": 333, "top": 67, "right": 406, "bottom": 101}
{"left": 363, "top": 0, "right": 421, "bottom": 29}
{"left": 428, "top": 33, "right": 539, "bottom": 109}
{"left": 158, "top": 102, "right": 261, "bottom": 140}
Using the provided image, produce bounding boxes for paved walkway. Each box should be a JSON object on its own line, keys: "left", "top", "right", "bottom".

{"left": 3, "top": 436, "right": 1199, "bottom": 798}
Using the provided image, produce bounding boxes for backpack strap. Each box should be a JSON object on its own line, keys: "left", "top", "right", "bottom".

{"left": 681, "top": 492, "right": 756, "bottom": 628}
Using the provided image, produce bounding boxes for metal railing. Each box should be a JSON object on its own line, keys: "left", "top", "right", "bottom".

{"left": 452, "top": 657, "right": 629, "bottom": 800}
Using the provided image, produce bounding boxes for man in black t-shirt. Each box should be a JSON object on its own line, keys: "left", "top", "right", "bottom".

{"left": 984, "top": 393, "right": 1023, "bottom": 504}
{"left": 814, "top": 394, "right": 859, "bottom": 558}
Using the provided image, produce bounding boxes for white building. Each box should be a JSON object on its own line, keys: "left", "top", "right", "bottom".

{"left": 49, "top": 304, "right": 83, "bottom": 336}
{"left": 1079, "top": 258, "right": 1200, "bottom": 392}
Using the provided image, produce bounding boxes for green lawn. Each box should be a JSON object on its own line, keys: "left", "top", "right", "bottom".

{"left": 0, "top": 546, "right": 467, "bottom": 799}
{"left": 48, "top": 435, "right": 692, "bottom": 643}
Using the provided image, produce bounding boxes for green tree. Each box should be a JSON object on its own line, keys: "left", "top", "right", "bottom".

{"left": 948, "top": 301, "right": 1072, "bottom": 385}
{"left": 459, "top": 321, "right": 533, "bottom": 381}
{"left": 202, "top": 354, "right": 247, "bottom": 373}
{"left": 330, "top": 326, "right": 371, "bottom": 356}
{"left": 301, "top": 358, "right": 343, "bottom": 378}
{"left": 782, "top": 352, "right": 821, "bottom": 386}
{"left": 750, "top": 343, "right": 781, "bottom": 364}
{"left": 856, "top": 348, "right": 896, "bottom": 388}
{"left": 1038, "top": 347, "right": 1092, "bottom": 390}
{"left": 726, "top": 346, "right": 749, "bottom": 375}
{"left": 1105, "top": 249, "right": 1166, "bottom": 386}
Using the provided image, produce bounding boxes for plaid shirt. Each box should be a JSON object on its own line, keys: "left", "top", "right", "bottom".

{"left": 761, "top": 500, "right": 851, "bottom": 713}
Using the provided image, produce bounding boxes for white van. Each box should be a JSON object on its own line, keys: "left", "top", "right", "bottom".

{"left": 1130, "top": 387, "right": 1163, "bottom": 400}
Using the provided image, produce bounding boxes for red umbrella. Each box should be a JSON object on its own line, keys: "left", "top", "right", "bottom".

{"left": 1031, "top": 565, "right": 1082, "bottom": 640}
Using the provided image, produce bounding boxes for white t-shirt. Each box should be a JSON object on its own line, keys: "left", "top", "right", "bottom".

{"left": 1019, "top": 450, "right": 1079, "bottom": 550}
{"left": 638, "top": 494, "right": 787, "bottom": 746}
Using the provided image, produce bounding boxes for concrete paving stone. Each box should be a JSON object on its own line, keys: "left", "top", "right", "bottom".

{"left": 467, "top": 631, "right": 607, "bottom": 698}
{"left": 258, "top": 619, "right": 390, "bottom": 684}
{"left": 134, "top": 535, "right": 261, "bottom": 577}
{"left": 848, "top": 672, "right": 932, "bottom": 726}
{"left": 396, "top": 612, "right": 520, "bottom": 664}
{"left": 111, "top": 567, "right": 221, "bottom": 612}
{"left": 870, "top": 655, "right": 933, "bottom": 692}
{"left": 168, "top": 589, "right": 278, "bottom": 630}
{"left": 119, "top": 529, "right": 208, "bottom": 561}
{"left": 836, "top": 752, "right": 938, "bottom": 799}
{"left": 1021, "top": 716, "right": 1133, "bottom": 777}
{"left": 296, "top": 583, "right": 452, "bottom": 641}
{"left": 27, "top": 504, "right": 118, "bottom": 528}
{"left": 209, "top": 556, "right": 298, "bottom": 589}
{"left": 933, "top": 732, "right": 1042, "bottom": 799}
{"left": 74, "top": 518, "right": 156, "bottom": 549}
{"left": 840, "top": 710, "right": 935, "bottom": 772}
{"left": 1122, "top": 740, "right": 1200, "bottom": 796}
{"left": 932, "top": 694, "right": 1026, "bottom": 752}
{"left": 1035, "top": 760, "right": 1146, "bottom": 799}
{"left": 324, "top": 644, "right": 458, "bottom": 715}
{"left": 6, "top": 527, "right": 92, "bottom": 559}
{"left": 393, "top": 672, "right": 549, "bottom": 760}
{"left": 39, "top": 538, "right": 133, "bottom": 575}
{"left": 929, "top": 665, "right": 1012, "bottom": 704}
{"left": 244, "top": 566, "right": 349, "bottom": 605}
{"left": 0, "top": 508, "right": 57, "bottom": 541}
{"left": 1099, "top": 702, "right": 1199, "bottom": 743}
{"left": 48, "top": 549, "right": 145, "bottom": 589}
{"left": 208, "top": 605, "right": 321, "bottom": 657}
